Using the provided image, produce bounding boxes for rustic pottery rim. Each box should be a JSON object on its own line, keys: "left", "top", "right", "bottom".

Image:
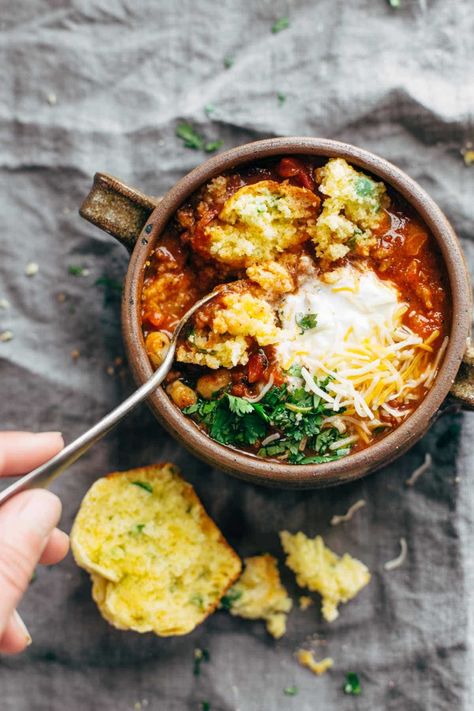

{"left": 121, "top": 137, "right": 471, "bottom": 488}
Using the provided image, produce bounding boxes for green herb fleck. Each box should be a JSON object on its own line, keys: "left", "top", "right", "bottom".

{"left": 343, "top": 672, "right": 361, "bottom": 696}
{"left": 190, "top": 593, "right": 205, "bottom": 610}
{"left": 204, "top": 103, "right": 216, "bottom": 117}
{"left": 223, "top": 56, "right": 234, "bottom": 69}
{"left": 284, "top": 685, "right": 299, "bottom": 696}
{"left": 131, "top": 481, "right": 153, "bottom": 494}
{"left": 355, "top": 176, "right": 375, "bottom": 198}
{"left": 204, "top": 140, "right": 223, "bottom": 153}
{"left": 130, "top": 523, "right": 145, "bottom": 534}
{"left": 68, "top": 265, "right": 89, "bottom": 277}
{"left": 272, "top": 17, "right": 290, "bottom": 33}
{"left": 176, "top": 123, "right": 205, "bottom": 150}
{"left": 193, "top": 647, "right": 210, "bottom": 676}
{"left": 200, "top": 702, "right": 211, "bottom": 711}
{"left": 277, "top": 92, "right": 287, "bottom": 105}
{"left": 220, "top": 588, "right": 242, "bottom": 610}
{"left": 296, "top": 313, "right": 318, "bottom": 334}
{"left": 388, "top": 0, "right": 401, "bottom": 7}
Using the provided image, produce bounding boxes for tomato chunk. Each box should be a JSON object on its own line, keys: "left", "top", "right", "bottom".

{"left": 277, "top": 157, "right": 315, "bottom": 190}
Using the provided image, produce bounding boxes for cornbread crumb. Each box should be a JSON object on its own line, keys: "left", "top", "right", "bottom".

{"left": 205, "top": 180, "right": 320, "bottom": 267}
{"left": 223, "top": 554, "right": 292, "bottom": 639}
{"left": 25, "top": 262, "right": 39, "bottom": 277}
{"left": 246, "top": 260, "right": 294, "bottom": 294}
{"left": 71, "top": 464, "right": 241, "bottom": 636}
{"left": 312, "top": 158, "right": 389, "bottom": 262}
{"left": 299, "top": 595, "right": 313, "bottom": 610}
{"left": 296, "top": 649, "right": 334, "bottom": 676}
{"left": 177, "top": 330, "right": 250, "bottom": 369}
{"left": 280, "top": 531, "right": 370, "bottom": 622}
{"left": 212, "top": 292, "right": 279, "bottom": 347}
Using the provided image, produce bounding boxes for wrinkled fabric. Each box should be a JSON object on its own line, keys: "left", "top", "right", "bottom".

{"left": 0, "top": 1, "right": 473, "bottom": 709}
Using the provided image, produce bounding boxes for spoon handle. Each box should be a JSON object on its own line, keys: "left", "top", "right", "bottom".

{"left": 0, "top": 345, "right": 175, "bottom": 506}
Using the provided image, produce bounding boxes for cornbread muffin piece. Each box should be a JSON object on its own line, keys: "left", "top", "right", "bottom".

{"left": 222, "top": 554, "right": 293, "bottom": 639}
{"left": 176, "top": 330, "right": 250, "bottom": 369}
{"left": 71, "top": 464, "right": 241, "bottom": 636}
{"left": 246, "top": 260, "right": 295, "bottom": 294}
{"left": 280, "top": 531, "right": 370, "bottom": 622}
{"left": 296, "top": 650, "right": 334, "bottom": 676}
{"left": 205, "top": 180, "right": 321, "bottom": 268}
{"left": 176, "top": 287, "right": 280, "bottom": 369}
{"left": 312, "top": 158, "right": 389, "bottom": 262}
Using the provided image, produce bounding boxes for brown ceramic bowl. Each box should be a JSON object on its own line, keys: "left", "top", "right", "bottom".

{"left": 80, "top": 137, "right": 474, "bottom": 488}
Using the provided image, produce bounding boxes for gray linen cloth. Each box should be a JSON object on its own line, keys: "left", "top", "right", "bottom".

{"left": 0, "top": 0, "right": 473, "bottom": 709}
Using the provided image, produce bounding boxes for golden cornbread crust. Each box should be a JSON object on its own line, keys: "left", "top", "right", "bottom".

{"left": 71, "top": 464, "right": 242, "bottom": 636}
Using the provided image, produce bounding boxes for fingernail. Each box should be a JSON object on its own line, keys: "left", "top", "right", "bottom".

{"left": 18, "top": 490, "right": 62, "bottom": 539}
{"left": 36, "top": 431, "right": 63, "bottom": 438}
{"left": 13, "top": 611, "right": 32, "bottom": 646}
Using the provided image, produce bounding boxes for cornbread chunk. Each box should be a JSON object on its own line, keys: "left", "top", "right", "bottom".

{"left": 71, "top": 464, "right": 241, "bottom": 636}
{"left": 176, "top": 288, "right": 280, "bottom": 369}
{"left": 312, "top": 158, "right": 389, "bottom": 262}
{"left": 222, "top": 554, "right": 292, "bottom": 639}
{"left": 205, "top": 180, "right": 320, "bottom": 268}
{"left": 280, "top": 531, "right": 370, "bottom": 622}
{"left": 177, "top": 330, "right": 250, "bottom": 369}
{"left": 246, "top": 260, "right": 295, "bottom": 294}
{"left": 296, "top": 650, "right": 334, "bottom": 676}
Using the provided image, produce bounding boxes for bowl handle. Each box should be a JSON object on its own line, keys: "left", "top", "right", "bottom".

{"left": 450, "top": 342, "right": 474, "bottom": 409}
{"left": 79, "top": 172, "right": 161, "bottom": 252}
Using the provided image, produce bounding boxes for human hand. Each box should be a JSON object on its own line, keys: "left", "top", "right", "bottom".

{"left": 0, "top": 432, "right": 69, "bottom": 654}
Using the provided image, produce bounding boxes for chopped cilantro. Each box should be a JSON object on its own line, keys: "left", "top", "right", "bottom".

{"left": 68, "top": 265, "right": 89, "bottom": 277}
{"left": 176, "top": 123, "right": 205, "bottom": 150}
{"left": 277, "top": 92, "right": 287, "bottom": 105}
{"left": 176, "top": 123, "right": 223, "bottom": 153}
{"left": 204, "top": 103, "right": 216, "bottom": 117}
{"left": 220, "top": 588, "right": 242, "bottom": 610}
{"left": 272, "top": 17, "right": 290, "bottom": 33}
{"left": 193, "top": 647, "right": 210, "bottom": 676}
{"left": 223, "top": 55, "right": 234, "bottom": 69}
{"left": 343, "top": 672, "right": 361, "bottom": 695}
{"left": 355, "top": 176, "right": 375, "bottom": 198}
{"left": 204, "top": 140, "right": 223, "bottom": 153}
{"left": 200, "top": 702, "right": 210, "bottom": 711}
{"left": 131, "top": 481, "right": 153, "bottom": 494}
{"left": 284, "top": 685, "right": 298, "bottom": 696}
{"left": 296, "top": 312, "right": 318, "bottom": 333}
{"left": 388, "top": 0, "right": 400, "bottom": 6}
{"left": 184, "top": 380, "right": 350, "bottom": 464}
{"left": 130, "top": 523, "right": 145, "bottom": 534}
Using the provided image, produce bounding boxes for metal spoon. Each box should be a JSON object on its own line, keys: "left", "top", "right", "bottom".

{"left": 0, "top": 290, "right": 219, "bottom": 506}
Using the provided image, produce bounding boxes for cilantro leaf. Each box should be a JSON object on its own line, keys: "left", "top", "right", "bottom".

{"left": 343, "top": 672, "right": 361, "bottom": 695}
{"left": 272, "top": 17, "right": 290, "bottom": 33}
{"left": 227, "top": 394, "right": 254, "bottom": 416}
{"left": 355, "top": 176, "right": 375, "bottom": 197}
{"left": 284, "top": 685, "right": 298, "bottom": 696}
{"left": 204, "top": 140, "right": 223, "bottom": 153}
{"left": 223, "top": 55, "right": 234, "bottom": 69}
{"left": 296, "top": 312, "right": 318, "bottom": 333}
{"left": 277, "top": 92, "right": 287, "bottom": 105}
{"left": 176, "top": 123, "right": 205, "bottom": 150}
{"left": 220, "top": 588, "right": 242, "bottom": 610}
{"left": 131, "top": 481, "right": 153, "bottom": 494}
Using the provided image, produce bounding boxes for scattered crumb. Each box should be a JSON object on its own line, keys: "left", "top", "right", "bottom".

{"left": 296, "top": 649, "right": 334, "bottom": 676}
{"left": 25, "top": 262, "right": 39, "bottom": 277}
{"left": 406, "top": 453, "right": 432, "bottom": 486}
{"left": 0, "top": 298, "right": 10, "bottom": 310}
{"left": 330, "top": 499, "right": 366, "bottom": 526}
{"left": 114, "top": 356, "right": 124, "bottom": 367}
{"left": 384, "top": 537, "right": 407, "bottom": 571}
{"left": 71, "top": 349, "right": 80, "bottom": 362}
{"left": 106, "top": 366, "right": 115, "bottom": 376}
{"left": 57, "top": 292, "right": 67, "bottom": 303}
{"left": 462, "top": 143, "right": 474, "bottom": 166}
{"left": 46, "top": 92, "right": 57, "bottom": 106}
{"left": 454, "top": 476, "right": 460, "bottom": 484}
{"left": 299, "top": 596, "right": 313, "bottom": 610}
{"left": 0, "top": 330, "right": 13, "bottom": 342}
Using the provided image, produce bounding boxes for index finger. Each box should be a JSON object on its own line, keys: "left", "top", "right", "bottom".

{"left": 0, "top": 432, "right": 64, "bottom": 477}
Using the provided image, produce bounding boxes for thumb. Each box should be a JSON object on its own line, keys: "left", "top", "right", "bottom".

{"left": 0, "top": 489, "right": 62, "bottom": 635}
